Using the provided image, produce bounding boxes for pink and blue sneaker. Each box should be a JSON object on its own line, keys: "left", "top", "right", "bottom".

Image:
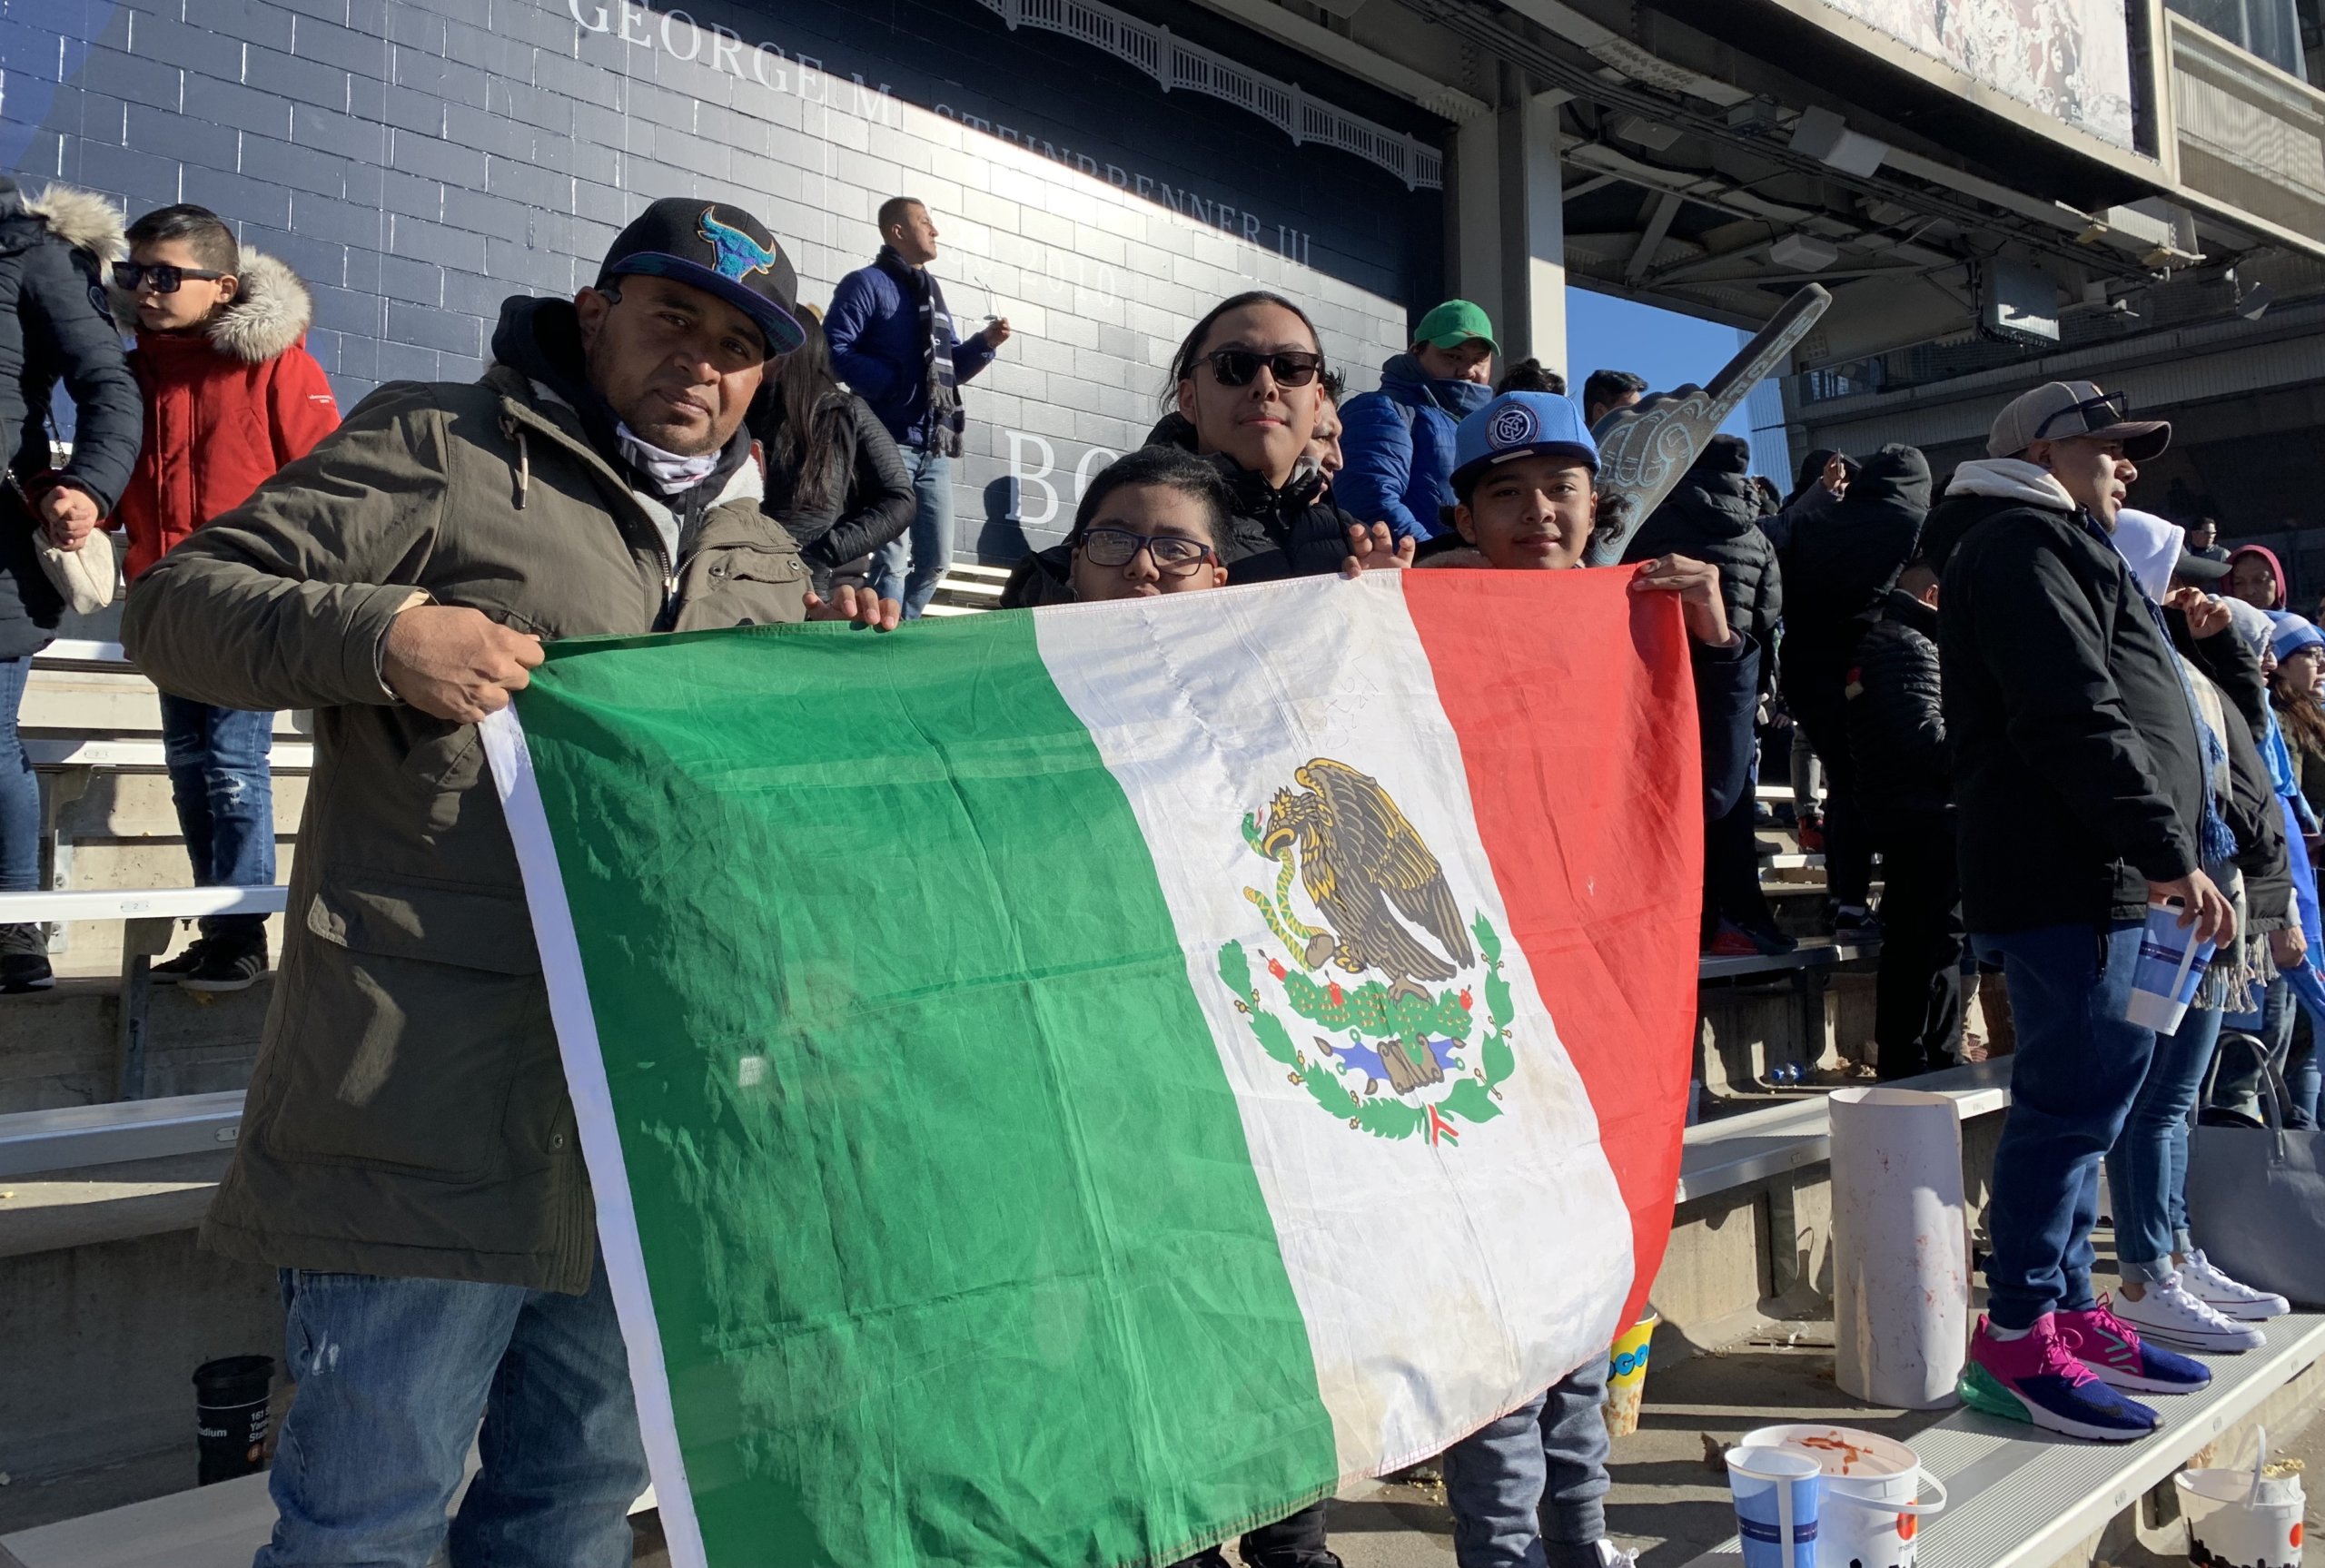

{"left": 2055, "top": 1297, "right": 2212, "bottom": 1395}
{"left": 1958, "top": 1314, "right": 2162, "bottom": 1442}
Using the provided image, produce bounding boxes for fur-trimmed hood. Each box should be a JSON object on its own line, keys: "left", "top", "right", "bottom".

{"left": 114, "top": 250, "right": 315, "bottom": 363}
{"left": 0, "top": 177, "right": 126, "bottom": 261}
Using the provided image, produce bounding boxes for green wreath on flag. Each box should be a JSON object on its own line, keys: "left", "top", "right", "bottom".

{"left": 1217, "top": 912, "right": 1518, "bottom": 1146}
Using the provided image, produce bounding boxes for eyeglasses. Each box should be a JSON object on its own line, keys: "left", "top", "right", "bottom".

{"left": 114, "top": 262, "right": 228, "bottom": 294}
{"left": 1200, "top": 349, "right": 1324, "bottom": 389}
{"left": 2032, "top": 390, "right": 2131, "bottom": 443}
{"left": 1077, "top": 528, "right": 1217, "bottom": 573}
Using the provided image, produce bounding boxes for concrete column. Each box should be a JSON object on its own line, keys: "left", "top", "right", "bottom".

{"left": 1496, "top": 79, "right": 1568, "bottom": 375}
{"left": 1450, "top": 113, "right": 1504, "bottom": 339}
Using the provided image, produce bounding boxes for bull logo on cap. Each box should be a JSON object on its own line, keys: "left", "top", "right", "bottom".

{"left": 1489, "top": 404, "right": 1537, "bottom": 449}
{"left": 698, "top": 208, "right": 782, "bottom": 282}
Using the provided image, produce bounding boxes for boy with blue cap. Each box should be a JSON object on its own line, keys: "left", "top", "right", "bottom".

{"left": 1438, "top": 391, "right": 1761, "bottom": 819}
{"left": 1429, "top": 393, "right": 1756, "bottom": 1568}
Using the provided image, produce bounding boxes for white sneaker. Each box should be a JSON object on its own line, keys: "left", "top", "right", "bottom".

{"left": 2113, "top": 1273, "right": 2266, "bottom": 1353}
{"left": 1587, "top": 1544, "right": 1638, "bottom": 1568}
{"left": 2182, "top": 1249, "right": 2290, "bottom": 1320}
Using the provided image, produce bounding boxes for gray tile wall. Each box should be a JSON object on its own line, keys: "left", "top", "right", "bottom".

{"left": 10, "top": 0, "right": 1418, "bottom": 559}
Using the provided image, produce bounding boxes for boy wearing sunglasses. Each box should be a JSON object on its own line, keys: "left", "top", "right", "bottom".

{"left": 114, "top": 204, "right": 339, "bottom": 992}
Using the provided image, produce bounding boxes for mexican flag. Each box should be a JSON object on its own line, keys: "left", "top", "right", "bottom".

{"left": 482, "top": 567, "right": 1702, "bottom": 1568}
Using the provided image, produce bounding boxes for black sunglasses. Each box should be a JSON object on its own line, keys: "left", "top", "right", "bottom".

{"left": 1200, "top": 349, "right": 1324, "bottom": 389}
{"left": 1076, "top": 527, "right": 1218, "bottom": 573}
{"left": 114, "top": 261, "right": 229, "bottom": 294}
{"left": 2031, "top": 390, "right": 2132, "bottom": 443}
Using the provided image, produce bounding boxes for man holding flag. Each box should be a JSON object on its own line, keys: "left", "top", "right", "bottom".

{"left": 123, "top": 196, "right": 894, "bottom": 1567}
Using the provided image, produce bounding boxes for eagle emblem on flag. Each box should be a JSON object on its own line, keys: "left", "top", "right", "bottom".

{"left": 1221, "top": 759, "right": 1516, "bottom": 1146}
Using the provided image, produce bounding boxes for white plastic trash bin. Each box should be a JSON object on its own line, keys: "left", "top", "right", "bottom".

{"left": 1829, "top": 1087, "right": 1969, "bottom": 1409}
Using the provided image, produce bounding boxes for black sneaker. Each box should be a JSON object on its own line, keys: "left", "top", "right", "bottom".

{"left": 183, "top": 934, "right": 270, "bottom": 994}
{"left": 1, "top": 951, "right": 53, "bottom": 992}
{"left": 150, "top": 936, "right": 213, "bottom": 986}
{"left": 1833, "top": 905, "right": 1884, "bottom": 942}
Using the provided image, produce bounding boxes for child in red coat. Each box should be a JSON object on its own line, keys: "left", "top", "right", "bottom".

{"left": 116, "top": 204, "right": 338, "bottom": 991}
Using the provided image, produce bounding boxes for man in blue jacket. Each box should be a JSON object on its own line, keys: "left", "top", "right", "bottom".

{"left": 1334, "top": 300, "right": 1496, "bottom": 544}
{"left": 826, "top": 197, "right": 1011, "bottom": 617}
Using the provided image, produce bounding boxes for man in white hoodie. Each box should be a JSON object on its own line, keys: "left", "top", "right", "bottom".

{"left": 1927, "top": 380, "right": 2237, "bottom": 1442}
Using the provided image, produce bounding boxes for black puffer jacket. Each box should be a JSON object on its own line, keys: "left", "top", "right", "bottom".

{"left": 1936, "top": 484, "right": 2205, "bottom": 932}
{"left": 1620, "top": 434, "right": 1782, "bottom": 661}
{"left": 1845, "top": 587, "right": 1947, "bottom": 819}
{"left": 0, "top": 179, "right": 142, "bottom": 658}
{"left": 757, "top": 390, "right": 913, "bottom": 595}
{"left": 1143, "top": 415, "right": 1351, "bottom": 582}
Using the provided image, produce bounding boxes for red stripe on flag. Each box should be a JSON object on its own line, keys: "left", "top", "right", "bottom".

{"left": 1400, "top": 567, "right": 1703, "bottom": 1334}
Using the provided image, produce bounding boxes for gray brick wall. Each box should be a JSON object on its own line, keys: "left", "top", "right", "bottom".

{"left": 13, "top": 0, "right": 1419, "bottom": 561}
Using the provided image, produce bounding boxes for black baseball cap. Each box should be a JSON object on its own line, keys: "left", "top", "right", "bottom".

{"left": 598, "top": 197, "right": 804, "bottom": 358}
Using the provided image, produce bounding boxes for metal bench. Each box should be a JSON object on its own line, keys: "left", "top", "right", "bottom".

{"left": 1675, "top": 1057, "right": 2009, "bottom": 1203}
{"left": 0, "top": 1462, "right": 656, "bottom": 1568}
{"left": 922, "top": 560, "right": 1014, "bottom": 617}
{"left": 1682, "top": 1310, "right": 2325, "bottom": 1568}
{"left": 0, "top": 887, "right": 290, "bottom": 1100}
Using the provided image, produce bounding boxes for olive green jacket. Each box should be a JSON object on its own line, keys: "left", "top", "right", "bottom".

{"left": 124, "top": 363, "right": 811, "bottom": 1292}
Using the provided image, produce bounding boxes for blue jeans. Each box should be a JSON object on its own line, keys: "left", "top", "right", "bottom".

{"left": 872, "top": 446, "right": 953, "bottom": 619}
{"left": 158, "top": 694, "right": 275, "bottom": 941}
{"left": 0, "top": 655, "right": 38, "bottom": 898}
{"left": 1974, "top": 922, "right": 2156, "bottom": 1329}
{"left": 1440, "top": 1359, "right": 1614, "bottom": 1568}
{"left": 255, "top": 1260, "right": 648, "bottom": 1568}
{"left": 2104, "top": 1002, "right": 2222, "bottom": 1280}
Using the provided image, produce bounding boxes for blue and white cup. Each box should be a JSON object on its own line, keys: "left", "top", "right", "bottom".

{"left": 1726, "top": 1445, "right": 1819, "bottom": 1568}
{"left": 2123, "top": 898, "right": 2217, "bottom": 1033}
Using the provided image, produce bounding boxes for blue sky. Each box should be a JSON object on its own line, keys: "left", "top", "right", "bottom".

{"left": 1566, "top": 288, "right": 1794, "bottom": 485}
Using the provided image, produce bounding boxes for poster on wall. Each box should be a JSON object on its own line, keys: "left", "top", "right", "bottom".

{"left": 1806, "top": 0, "right": 2135, "bottom": 147}
{"left": 6, "top": 0, "right": 1447, "bottom": 565}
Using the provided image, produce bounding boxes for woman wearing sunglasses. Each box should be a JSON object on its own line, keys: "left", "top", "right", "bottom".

{"left": 1154, "top": 291, "right": 1375, "bottom": 584}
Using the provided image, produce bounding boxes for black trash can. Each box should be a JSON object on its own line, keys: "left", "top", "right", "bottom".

{"left": 193, "top": 1355, "right": 275, "bottom": 1484}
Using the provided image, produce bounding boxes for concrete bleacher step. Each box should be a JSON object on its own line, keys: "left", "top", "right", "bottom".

{"left": 1683, "top": 1312, "right": 2325, "bottom": 1568}
{"left": 0, "top": 979, "right": 271, "bottom": 1114}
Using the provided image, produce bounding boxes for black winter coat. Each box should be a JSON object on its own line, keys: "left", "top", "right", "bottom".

{"left": 1778, "top": 444, "right": 1931, "bottom": 725}
{"left": 1143, "top": 415, "right": 1352, "bottom": 582}
{"left": 1846, "top": 588, "right": 1948, "bottom": 820}
{"left": 0, "top": 179, "right": 142, "bottom": 658}
{"left": 1620, "top": 435, "right": 1782, "bottom": 663}
{"left": 1936, "top": 493, "right": 2205, "bottom": 933}
{"left": 758, "top": 390, "right": 914, "bottom": 595}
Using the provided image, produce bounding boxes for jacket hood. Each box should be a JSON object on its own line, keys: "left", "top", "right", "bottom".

{"left": 0, "top": 179, "right": 125, "bottom": 261}
{"left": 1380, "top": 352, "right": 1493, "bottom": 417}
{"left": 115, "top": 250, "right": 315, "bottom": 363}
{"left": 1657, "top": 434, "right": 1760, "bottom": 539}
{"left": 1145, "top": 410, "right": 1198, "bottom": 451}
{"left": 1838, "top": 443, "right": 1932, "bottom": 514}
{"left": 1944, "top": 457, "right": 2075, "bottom": 513}
{"left": 2230, "top": 545, "right": 2288, "bottom": 609}
{"left": 1874, "top": 584, "right": 1939, "bottom": 638}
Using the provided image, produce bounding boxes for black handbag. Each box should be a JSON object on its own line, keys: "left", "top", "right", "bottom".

{"left": 2186, "top": 1067, "right": 2325, "bottom": 1308}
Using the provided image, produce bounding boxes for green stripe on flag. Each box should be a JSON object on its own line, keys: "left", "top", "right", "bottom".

{"left": 517, "top": 614, "right": 1339, "bottom": 1566}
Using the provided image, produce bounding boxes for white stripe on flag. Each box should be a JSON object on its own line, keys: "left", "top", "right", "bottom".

{"left": 1034, "top": 572, "right": 1634, "bottom": 1473}
{"left": 482, "top": 708, "right": 710, "bottom": 1568}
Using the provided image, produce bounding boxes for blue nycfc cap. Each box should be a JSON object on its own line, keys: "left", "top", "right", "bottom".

{"left": 1451, "top": 392, "right": 1599, "bottom": 500}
